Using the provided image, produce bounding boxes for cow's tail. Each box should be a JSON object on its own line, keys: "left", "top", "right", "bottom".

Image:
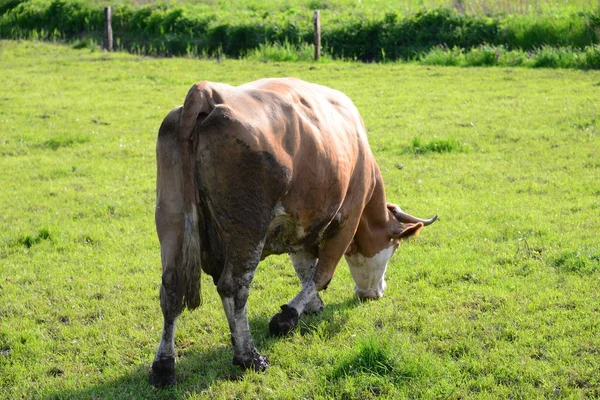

{"left": 182, "top": 205, "right": 201, "bottom": 310}
{"left": 179, "top": 82, "right": 214, "bottom": 310}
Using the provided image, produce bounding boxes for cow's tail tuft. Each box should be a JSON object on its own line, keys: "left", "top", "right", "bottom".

{"left": 182, "top": 205, "right": 202, "bottom": 309}
{"left": 179, "top": 82, "right": 213, "bottom": 310}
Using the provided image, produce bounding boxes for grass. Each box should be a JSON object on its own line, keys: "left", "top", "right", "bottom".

{"left": 419, "top": 44, "right": 600, "bottom": 69}
{"left": 0, "top": 40, "right": 599, "bottom": 398}
{"left": 406, "top": 136, "right": 466, "bottom": 154}
{"left": 245, "top": 40, "right": 332, "bottom": 62}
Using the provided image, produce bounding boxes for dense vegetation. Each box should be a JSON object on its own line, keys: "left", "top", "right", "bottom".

{"left": 1, "top": 0, "right": 600, "bottom": 67}
{"left": 1, "top": 40, "right": 599, "bottom": 399}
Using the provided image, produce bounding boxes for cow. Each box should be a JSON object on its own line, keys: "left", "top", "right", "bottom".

{"left": 150, "top": 78, "right": 437, "bottom": 386}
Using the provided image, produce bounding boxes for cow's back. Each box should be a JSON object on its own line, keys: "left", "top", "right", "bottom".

{"left": 192, "top": 78, "right": 375, "bottom": 260}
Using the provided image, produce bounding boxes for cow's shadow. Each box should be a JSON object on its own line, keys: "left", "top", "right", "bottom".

{"left": 43, "top": 298, "right": 360, "bottom": 399}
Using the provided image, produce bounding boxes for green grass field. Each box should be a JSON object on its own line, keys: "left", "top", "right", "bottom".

{"left": 1, "top": 40, "right": 599, "bottom": 399}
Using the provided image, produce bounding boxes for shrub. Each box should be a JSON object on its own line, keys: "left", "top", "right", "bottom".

{"left": 418, "top": 44, "right": 600, "bottom": 69}
{"left": 499, "top": 12, "right": 598, "bottom": 51}
{"left": 497, "top": 47, "right": 529, "bottom": 67}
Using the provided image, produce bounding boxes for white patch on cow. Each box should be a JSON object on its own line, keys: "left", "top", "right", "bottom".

{"left": 345, "top": 246, "right": 395, "bottom": 300}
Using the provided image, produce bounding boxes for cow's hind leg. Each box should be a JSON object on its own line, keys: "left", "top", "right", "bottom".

{"left": 150, "top": 225, "right": 185, "bottom": 387}
{"left": 217, "top": 247, "right": 269, "bottom": 371}
{"left": 150, "top": 108, "right": 186, "bottom": 387}
{"left": 196, "top": 124, "right": 291, "bottom": 370}
{"left": 201, "top": 160, "right": 275, "bottom": 371}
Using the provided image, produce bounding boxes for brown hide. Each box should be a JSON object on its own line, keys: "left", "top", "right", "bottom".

{"left": 347, "top": 169, "right": 424, "bottom": 258}
{"left": 152, "top": 78, "right": 437, "bottom": 381}
{"left": 174, "top": 77, "right": 423, "bottom": 294}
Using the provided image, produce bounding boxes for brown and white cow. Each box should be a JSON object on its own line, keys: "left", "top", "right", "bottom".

{"left": 150, "top": 78, "right": 436, "bottom": 386}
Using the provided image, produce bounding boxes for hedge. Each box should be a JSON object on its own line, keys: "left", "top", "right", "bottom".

{"left": 1, "top": 0, "right": 599, "bottom": 61}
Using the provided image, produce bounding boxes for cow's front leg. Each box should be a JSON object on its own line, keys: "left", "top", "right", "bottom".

{"left": 270, "top": 212, "right": 362, "bottom": 336}
{"left": 269, "top": 251, "right": 323, "bottom": 336}
{"left": 218, "top": 263, "right": 269, "bottom": 371}
{"left": 289, "top": 251, "right": 324, "bottom": 313}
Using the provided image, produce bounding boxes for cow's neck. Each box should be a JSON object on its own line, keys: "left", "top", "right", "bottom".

{"left": 348, "top": 168, "right": 391, "bottom": 258}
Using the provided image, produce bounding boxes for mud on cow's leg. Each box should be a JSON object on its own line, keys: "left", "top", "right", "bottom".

{"left": 270, "top": 209, "right": 361, "bottom": 337}
{"left": 150, "top": 267, "right": 184, "bottom": 387}
{"left": 217, "top": 253, "right": 269, "bottom": 371}
{"left": 269, "top": 251, "right": 321, "bottom": 336}
{"left": 289, "top": 251, "right": 323, "bottom": 314}
{"left": 268, "top": 276, "right": 318, "bottom": 336}
{"left": 151, "top": 107, "right": 188, "bottom": 387}
{"left": 150, "top": 206, "right": 186, "bottom": 386}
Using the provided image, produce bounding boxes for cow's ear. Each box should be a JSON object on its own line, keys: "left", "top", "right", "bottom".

{"left": 390, "top": 221, "right": 423, "bottom": 240}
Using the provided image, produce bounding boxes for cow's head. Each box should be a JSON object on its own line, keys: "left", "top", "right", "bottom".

{"left": 345, "top": 203, "right": 437, "bottom": 300}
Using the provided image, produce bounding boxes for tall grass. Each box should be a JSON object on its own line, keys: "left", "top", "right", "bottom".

{"left": 419, "top": 44, "right": 600, "bottom": 69}
{"left": 406, "top": 136, "right": 466, "bottom": 154}
{"left": 62, "top": 0, "right": 600, "bottom": 16}
{"left": 245, "top": 40, "right": 331, "bottom": 62}
{"left": 1, "top": 0, "right": 600, "bottom": 64}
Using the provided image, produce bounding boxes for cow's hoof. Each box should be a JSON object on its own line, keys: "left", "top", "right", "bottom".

{"left": 149, "top": 356, "right": 176, "bottom": 387}
{"left": 269, "top": 304, "right": 299, "bottom": 336}
{"left": 233, "top": 351, "right": 270, "bottom": 371}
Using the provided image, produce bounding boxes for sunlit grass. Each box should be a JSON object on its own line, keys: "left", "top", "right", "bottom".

{"left": 0, "top": 40, "right": 599, "bottom": 399}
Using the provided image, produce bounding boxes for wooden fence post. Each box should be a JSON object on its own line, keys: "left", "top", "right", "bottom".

{"left": 313, "top": 10, "right": 321, "bottom": 61}
{"left": 104, "top": 7, "right": 113, "bottom": 51}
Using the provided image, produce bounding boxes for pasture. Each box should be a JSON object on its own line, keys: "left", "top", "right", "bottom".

{"left": 1, "top": 40, "right": 599, "bottom": 399}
